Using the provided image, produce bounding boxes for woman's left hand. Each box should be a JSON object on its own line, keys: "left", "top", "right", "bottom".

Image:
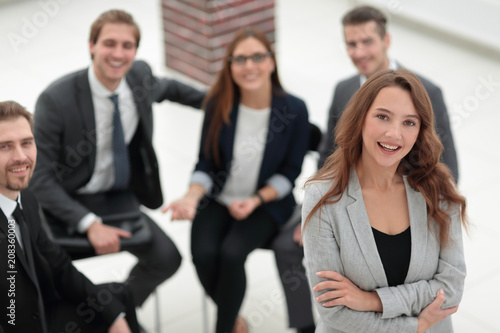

{"left": 313, "top": 271, "right": 382, "bottom": 312}
{"left": 108, "top": 317, "right": 131, "bottom": 333}
{"left": 228, "top": 197, "right": 259, "bottom": 220}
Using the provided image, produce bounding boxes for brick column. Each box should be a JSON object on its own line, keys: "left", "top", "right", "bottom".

{"left": 162, "top": 0, "right": 275, "bottom": 85}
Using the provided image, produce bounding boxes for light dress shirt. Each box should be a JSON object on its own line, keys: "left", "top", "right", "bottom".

{"left": 76, "top": 65, "right": 139, "bottom": 233}
{"left": 0, "top": 193, "right": 24, "bottom": 248}
{"left": 360, "top": 59, "right": 398, "bottom": 86}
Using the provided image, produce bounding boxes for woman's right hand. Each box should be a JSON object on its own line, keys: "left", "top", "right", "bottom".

{"left": 417, "top": 289, "right": 458, "bottom": 333}
{"left": 162, "top": 197, "right": 198, "bottom": 221}
{"left": 162, "top": 184, "right": 206, "bottom": 221}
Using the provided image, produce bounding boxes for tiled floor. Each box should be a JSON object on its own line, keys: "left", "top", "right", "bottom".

{"left": 1, "top": 0, "right": 499, "bottom": 332}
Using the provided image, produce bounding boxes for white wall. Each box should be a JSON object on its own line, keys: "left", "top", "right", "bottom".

{"left": 358, "top": 0, "right": 500, "bottom": 53}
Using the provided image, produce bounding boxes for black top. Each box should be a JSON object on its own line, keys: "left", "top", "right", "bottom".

{"left": 372, "top": 226, "right": 411, "bottom": 286}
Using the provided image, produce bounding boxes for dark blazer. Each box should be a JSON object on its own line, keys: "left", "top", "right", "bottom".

{"left": 196, "top": 90, "right": 309, "bottom": 225}
{"left": 30, "top": 60, "right": 205, "bottom": 233}
{"left": 319, "top": 68, "right": 459, "bottom": 182}
{"left": 0, "top": 190, "right": 124, "bottom": 332}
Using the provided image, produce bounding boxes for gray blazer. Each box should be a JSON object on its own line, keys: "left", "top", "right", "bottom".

{"left": 302, "top": 170, "right": 466, "bottom": 333}
{"left": 318, "top": 66, "right": 459, "bottom": 183}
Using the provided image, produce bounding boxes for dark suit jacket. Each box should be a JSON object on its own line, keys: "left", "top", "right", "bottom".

{"left": 0, "top": 190, "right": 124, "bottom": 332}
{"left": 30, "top": 60, "right": 205, "bottom": 233}
{"left": 196, "top": 89, "right": 309, "bottom": 225}
{"left": 318, "top": 68, "right": 459, "bottom": 182}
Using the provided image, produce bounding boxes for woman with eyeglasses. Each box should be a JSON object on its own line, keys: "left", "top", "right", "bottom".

{"left": 165, "top": 28, "right": 309, "bottom": 333}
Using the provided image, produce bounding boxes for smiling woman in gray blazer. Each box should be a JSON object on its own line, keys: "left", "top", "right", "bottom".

{"left": 302, "top": 69, "right": 468, "bottom": 333}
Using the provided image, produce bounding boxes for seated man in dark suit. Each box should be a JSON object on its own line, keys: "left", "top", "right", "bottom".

{"left": 29, "top": 9, "right": 205, "bottom": 309}
{"left": 271, "top": 218, "right": 315, "bottom": 333}
{"left": 0, "top": 101, "right": 139, "bottom": 333}
{"left": 318, "top": 5, "right": 459, "bottom": 183}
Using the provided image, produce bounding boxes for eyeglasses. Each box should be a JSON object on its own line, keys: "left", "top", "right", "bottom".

{"left": 229, "top": 52, "right": 272, "bottom": 65}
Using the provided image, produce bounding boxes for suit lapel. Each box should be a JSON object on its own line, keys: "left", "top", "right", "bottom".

{"left": 76, "top": 69, "right": 97, "bottom": 172}
{"left": 404, "top": 177, "right": 429, "bottom": 282}
{"left": 0, "top": 214, "right": 10, "bottom": 240}
{"left": 0, "top": 211, "right": 37, "bottom": 284}
{"left": 0, "top": 215, "right": 30, "bottom": 277}
{"left": 345, "top": 169, "right": 388, "bottom": 286}
{"left": 345, "top": 170, "right": 429, "bottom": 286}
{"left": 354, "top": 75, "right": 362, "bottom": 90}
{"left": 220, "top": 99, "right": 239, "bottom": 167}
{"left": 260, "top": 93, "right": 287, "bottom": 178}
{"left": 19, "top": 194, "right": 48, "bottom": 333}
{"left": 126, "top": 63, "right": 155, "bottom": 141}
{"left": 343, "top": 76, "right": 361, "bottom": 111}
{"left": 125, "top": 65, "right": 155, "bottom": 159}
{"left": 126, "top": 69, "right": 148, "bottom": 126}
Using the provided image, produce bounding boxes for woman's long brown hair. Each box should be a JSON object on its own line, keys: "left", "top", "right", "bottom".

{"left": 304, "top": 69, "right": 467, "bottom": 247}
{"left": 202, "top": 27, "right": 283, "bottom": 166}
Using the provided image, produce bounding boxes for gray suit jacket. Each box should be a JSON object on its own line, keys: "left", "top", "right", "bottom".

{"left": 30, "top": 60, "right": 205, "bottom": 233}
{"left": 302, "top": 170, "right": 466, "bottom": 333}
{"left": 318, "top": 67, "right": 459, "bottom": 183}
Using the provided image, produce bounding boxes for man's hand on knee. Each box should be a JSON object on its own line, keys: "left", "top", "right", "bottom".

{"left": 87, "top": 220, "right": 131, "bottom": 255}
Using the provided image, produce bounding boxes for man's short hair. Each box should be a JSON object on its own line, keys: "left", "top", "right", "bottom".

{"left": 89, "top": 9, "right": 141, "bottom": 47}
{"left": 342, "top": 6, "right": 388, "bottom": 38}
{"left": 0, "top": 101, "right": 33, "bottom": 131}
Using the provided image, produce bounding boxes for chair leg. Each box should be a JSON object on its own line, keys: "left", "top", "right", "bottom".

{"left": 153, "top": 289, "right": 161, "bottom": 333}
{"left": 202, "top": 293, "right": 209, "bottom": 333}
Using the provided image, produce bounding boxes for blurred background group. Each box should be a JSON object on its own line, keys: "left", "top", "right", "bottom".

{"left": 1, "top": 0, "right": 499, "bottom": 332}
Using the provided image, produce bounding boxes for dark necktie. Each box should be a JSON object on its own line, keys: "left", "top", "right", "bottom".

{"left": 12, "top": 204, "right": 48, "bottom": 332}
{"left": 109, "top": 94, "right": 131, "bottom": 190}
{"left": 12, "top": 205, "right": 30, "bottom": 266}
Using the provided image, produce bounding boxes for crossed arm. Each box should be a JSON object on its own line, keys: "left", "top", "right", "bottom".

{"left": 301, "top": 184, "right": 465, "bottom": 332}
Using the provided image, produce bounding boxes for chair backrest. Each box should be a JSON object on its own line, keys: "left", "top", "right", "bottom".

{"left": 259, "top": 122, "right": 323, "bottom": 248}
{"left": 308, "top": 123, "right": 322, "bottom": 152}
